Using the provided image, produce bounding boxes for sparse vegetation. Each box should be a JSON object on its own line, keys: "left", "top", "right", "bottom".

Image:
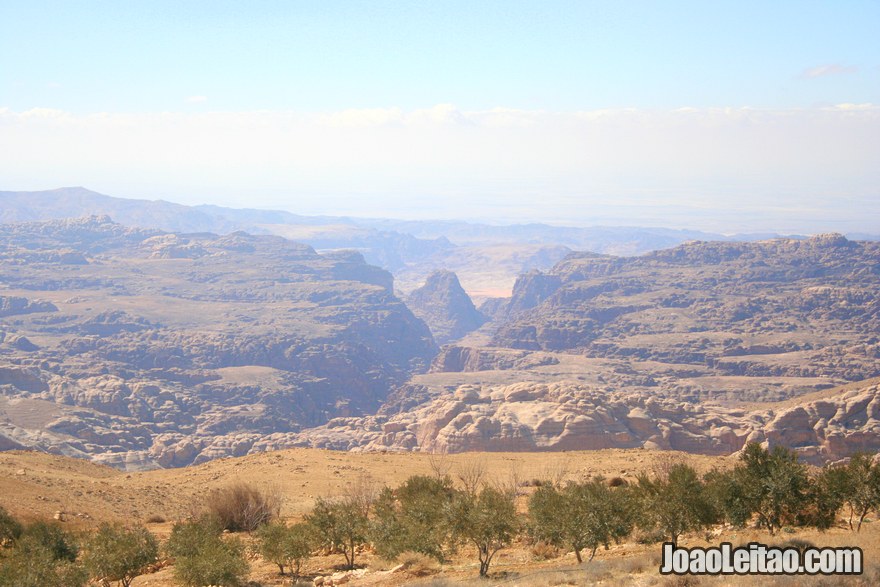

{"left": 0, "top": 521, "right": 85, "bottom": 587}
{"left": 0, "top": 507, "right": 22, "bottom": 548}
{"left": 81, "top": 523, "right": 158, "bottom": 587}
{"left": 307, "top": 496, "right": 370, "bottom": 570}
{"left": 206, "top": 482, "right": 281, "bottom": 532}
{"left": 371, "top": 474, "right": 457, "bottom": 562}
{"left": 165, "top": 515, "right": 249, "bottom": 587}
{"left": 7, "top": 447, "right": 880, "bottom": 584}
{"left": 255, "top": 520, "right": 314, "bottom": 578}
{"left": 448, "top": 484, "right": 519, "bottom": 577}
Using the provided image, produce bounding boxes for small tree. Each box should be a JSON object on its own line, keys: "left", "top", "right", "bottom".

{"left": 255, "top": 521, "right": 314, "bottom": 578}
{"left": 306, "top": 497, "right": 369, "bottom": 570}
{"left": 0, "top": 525, "right": 86, "bottom": 587}
{"left": 0, "top": 543, "right": 87, "bottom": 587}
{"left": 805, "top": 464, "right": 849, "bottom": 531}
{"left": 735, "top": 443, "right": 811, "bottom": 535}
{"left": 448, "top": 485, "right": 518, "bottom": 577}
{"left": 16, "top": 521, "right": 79, "bottom": 562}
{"left": 531, "top": 478, "right": 633, "bottom": 563}
{"left": 166, "top": 516, "right": 249, "bottom": 587}
{"left": 636, "top": 463, "right": 716, "bottom": 547}
{"left": 371, "top": 475, "right": 457, "bottom": 562}
{"left": 841, "top": 453, "right": 880, "bottom": 532}
{"left": 206, "top": 482, "right": 281, "bottom": 532}
{"left": 704, "top": 467, "right": 751, "bottom": 528}
{"left": 82, "top": 523, "right": 158, "bottom": 587}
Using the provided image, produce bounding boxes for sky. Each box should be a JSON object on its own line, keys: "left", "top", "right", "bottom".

{"left": 1, "top": 0, "right": 878, "bottom": 233}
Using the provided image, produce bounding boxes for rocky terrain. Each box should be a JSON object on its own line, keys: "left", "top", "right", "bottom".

{"left": 405, "top": 270, "right": 487, "bottom": 344}
{"left": 2, "top": 187, "right": 810, "bottom": 298}
{"left": 286, "top": 234, "right": 880, "bottom": 464}
{"left": 0, "top": 216, "right": 436, "bottom": 469}
{"left": 492, "top": 234, "right": 880, "bottom": 381}
{"left": 294, "top": 378, "right": 880, "bottom": 465}
{"left": 2, "top": 208, "right": 880, "bottom": 470}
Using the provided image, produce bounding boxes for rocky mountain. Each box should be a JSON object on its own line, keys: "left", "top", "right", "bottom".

{"left": 404, "top": 270, "right": 487, "bottom": 345}
{"left": 0, "top": 187, "right": 453, "bottom": 273}
{"left": 493, "top": 234, "right": 880, "bottom": 382}
{"left": 0, "top": 216, "right": 436, "bottom": 469}
{"left": 1, "top": 187, "right": 793, "bottom": 298}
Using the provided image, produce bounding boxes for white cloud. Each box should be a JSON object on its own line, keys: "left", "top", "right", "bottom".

{"left": 800, "top": 64, "right": 858, "bottom": 79}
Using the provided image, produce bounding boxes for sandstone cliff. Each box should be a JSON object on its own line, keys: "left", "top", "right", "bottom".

{"left": 405, "top": 270, "right": 487, "bottom": 344}
{"left": 0, "top": 217, "right": 437, "bottom": 468}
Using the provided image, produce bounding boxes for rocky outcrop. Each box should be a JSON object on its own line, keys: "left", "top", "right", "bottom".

{"left": 0, "top": 217, "right": 437, "bottom": 469}
{"left": 405, "top": 270, "right": 486, "bottom": 344}
{"left": 492, "top": 235, "right": 880, "bottom": 381}
{"left": 291, "top": 380, "right": 880, "bottom": 465}
{"left": 0, "top": 296, "right": 58, "bottom": 317}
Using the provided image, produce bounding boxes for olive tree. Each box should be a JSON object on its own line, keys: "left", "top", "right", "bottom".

{"left": 530, "top": 478, "right": 634, "bottom": 563}
{"left": 255, "top": 521, "right": 313, "bottom": 578}
{"left": 307, "top": 498, "right": 369, "bottom": 570}
{"left": 448, "top": 485, "right": 518, "bottom": 577}
{"left": 82, "top": 523, "right": 158, "bottom": 587}
{"left": 636, "top": 463, "right": 716, "bottom": 547}
{"left": 371, "top": 474, "right": 457, "bottom": 562}
{"left": 165, "top": 516, "right": 249, "bottom": 587}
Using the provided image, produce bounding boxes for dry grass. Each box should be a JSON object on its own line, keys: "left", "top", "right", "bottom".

{"left": 204, "top": 482, "right": 281, "bottom": 532}
{"left": 5, "top": 448, "right": 880, "bottom": 586}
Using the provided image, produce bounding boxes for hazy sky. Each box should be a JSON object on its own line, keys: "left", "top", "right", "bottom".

{"left": 1, "top": 1, "right": 878, "bottom": 232}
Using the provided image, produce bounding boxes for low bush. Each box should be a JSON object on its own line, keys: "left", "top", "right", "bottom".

{"left": 82, "top": 523, "right": 158, "bottom": 587}
{"left": 206, "top": 482, "right": 281, "bottom": 532}
{"left": 166, "top": 516, "right": 249, "bottom": 587}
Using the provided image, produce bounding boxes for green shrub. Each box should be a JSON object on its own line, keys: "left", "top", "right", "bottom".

{"left": 18, "top": 521, "right": 79, "bottom": 562}
{"left": 447, "top": 485, "right": 518, "bottom": 577}
{"left": 255, "top": 521, "right": 314, "bottom": 578}
{"left": 371, "top": 475, "right": 456, "bottom": 562}
{"left": 82, "top": 523, "right": 158, "bottom": 587}
{"left": 166, "top": 516, "right": 249, "bottom": 587}
{"left": 0, "top": 543, "right": 86, "bottom": 587}
{"left": 306, "top": 497, "right": 369, "bottom": 570}
{"left": 840, "top": 452, "right": 880, "bottom": 532}
{"left": 736, "top": 443, "right": 811, "bottom": 535}
{"left": 0, "top": 507, "right": 22, "bottom": 547}
{"left": 530, "top": 477, "right": 634, "bottom": 563}
{"left": 636, "top": 463, "right": 716, "bottom": 547}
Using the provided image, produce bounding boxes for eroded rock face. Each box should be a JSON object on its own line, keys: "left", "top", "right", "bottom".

{"left": 405, "top": 270, "right": 486, "bottom": 344}
{"left": 0, "top": 217, "right": 437, "bottom": 469}
{"left": 291, "top": 380, "right": 880, "bottom": 465}
{"left": 492, "top": 235, "right": 880, "bottom": 380}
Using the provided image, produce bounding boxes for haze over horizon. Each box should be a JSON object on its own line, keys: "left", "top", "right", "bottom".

{"left": 1, "top": 1, "right": 878, "bottom": 234}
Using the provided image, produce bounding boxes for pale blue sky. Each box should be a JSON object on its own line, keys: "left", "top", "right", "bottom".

{"left": 3, "top": 0, "right": 877, "bottom": 111}
{"left": 1, "top": 1, "right": 878, "bottom": 232}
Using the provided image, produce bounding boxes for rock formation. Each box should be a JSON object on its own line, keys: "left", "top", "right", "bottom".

{"left": 0, "top": 216, "right": 437, "bottom": 468}
{"left": 292, "top": 379, "right": 880, "bottom": 465}
{"left": 405, "top": 270, "right": 486, "bottom": 344}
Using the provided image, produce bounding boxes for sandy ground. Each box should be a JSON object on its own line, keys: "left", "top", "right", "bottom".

{"left": 3, "top": 448, "right": 878, "bottom": 586}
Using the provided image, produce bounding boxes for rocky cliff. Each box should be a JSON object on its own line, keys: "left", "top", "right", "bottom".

{"left": 405, "top": 270, "right": 487, "bottom": 344}
{"left": 290, "top": 378, "right": 880, "bottom": 465}
{"left": 492, "top": 235, "right": 880, "bottom": 381}
{"left": 0, "top": 216, "right": 437, "bottom": 468}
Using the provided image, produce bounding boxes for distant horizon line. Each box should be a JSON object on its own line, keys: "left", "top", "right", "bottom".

{"left": 3, "top": 185, "right": 879, "bottom": 242}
